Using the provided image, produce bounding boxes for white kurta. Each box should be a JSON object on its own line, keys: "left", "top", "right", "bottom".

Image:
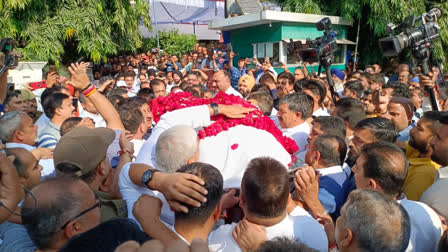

{"left": 271, "top": 115, "right": 310, "bottom": 154}
{"left": 208, "top": 212, "right": 327, "bottom": 252}
{"left": 398, "top": 197, "right": 443, "bottom": 252}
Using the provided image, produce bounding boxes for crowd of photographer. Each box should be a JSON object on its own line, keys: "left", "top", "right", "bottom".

{"left": 0, "top": 36, "right": 448, "bottom": 252}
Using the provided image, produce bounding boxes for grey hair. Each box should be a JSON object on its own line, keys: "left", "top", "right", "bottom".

{"left": 155, "top": 125, "right": 198, "bottom": 173}
{"left": 279, "top": 93, "right": 313, "bottom": 119}
{"left": 342, "top": 189, "right": 411, "bottom": 252}
{"left": 21, "top": 177, "right": 83, "bottom": 249}
{"left": 0, "top": 111, "right": 26, "bottom": 142}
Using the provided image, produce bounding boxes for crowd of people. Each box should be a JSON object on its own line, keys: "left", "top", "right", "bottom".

{"left": 0, "top": 41, "right": 448, "bottom": 252}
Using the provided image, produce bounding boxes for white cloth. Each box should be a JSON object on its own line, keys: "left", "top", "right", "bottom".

{"left": 312, "top": 107, "right": 330, "bottom": 117}
{"left": 398, "top": 197, "right": 443, "bottom": 252}
{"left": 131, "top": 105, "right": 292, "bottom": 226}
{"left": 223, "top": 87, "right": 243, "bottom": 98}
{"left": 316, "top": 165, "right": 344, "bottom": 176}
{"left": 79, "top": 110, "right": 106, "bottom": 128}
{"left": 135, "top": 105, "right": 291, "bottom": 188}
{"left": 208, "top": 214, "right": 327, "bottom": 252}
{"left": 130, "top": 139, "right": 145, "bottom": 158}
{"left": 35, "top": 114, "right": 50, "bottom": 137}
{"left": 118, "top": 162, "right": 174, "bottom": 225}
{"left": 272, "top": 116, "right": 310, "bottom": 154}
{"left": 5, "top": 142, "right": 55, "bottom": 180}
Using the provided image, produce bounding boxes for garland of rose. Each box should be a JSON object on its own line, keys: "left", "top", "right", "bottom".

{"left": 150, "top": 92, "right": 299, "bottom": 157}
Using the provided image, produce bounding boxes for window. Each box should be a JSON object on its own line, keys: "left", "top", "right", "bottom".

{"left": 253, "top": 42, "right": 279, "bottom": 63}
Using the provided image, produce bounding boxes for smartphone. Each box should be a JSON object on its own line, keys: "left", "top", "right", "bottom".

{"left": 247, "top": 63, "right": 257, "bottom": 69}
{"left": 29, "top": 81, "right": 47, "bottom": 90}
{"left": 272, "top": 62, "right": 282, "bottom": 67}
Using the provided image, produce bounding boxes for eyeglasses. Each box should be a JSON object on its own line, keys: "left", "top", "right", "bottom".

{"left": 60, "top": 201, "right": 101, "bottom": 230}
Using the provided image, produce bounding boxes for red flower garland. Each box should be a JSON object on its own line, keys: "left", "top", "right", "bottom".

{"left": 150, "top": 92, "right": 299, "bottom": 156}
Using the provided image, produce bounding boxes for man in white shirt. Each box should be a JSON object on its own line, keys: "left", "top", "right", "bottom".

{"left": 212, "top": 70, "right": 243, "bottom": 98}
{"left": 0, "top": 111, "right": 55, "bottom": 179}
{"left": 273, "top": 92, "right": 313, "bottom": 154}
{"left": 208, "top": 157, "right": 327, "bottom": 252}
{"left": 117, "top": 100, "right": 150, "bottom": 157}
{"left": 301, "top": 79, "right": 330, "bottom": 117}
{"left": 79, "top": 94, "right": 106, "bottom": 128}
{"left": 351, "top": 142, "right": 443, "bottom": 252}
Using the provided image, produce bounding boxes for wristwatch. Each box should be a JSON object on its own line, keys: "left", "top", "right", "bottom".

{"left": 210, "top": 103, "right": 219, "bottom": 116}
{"left": 141, "top": 169, "right": 159, "bottom": 189}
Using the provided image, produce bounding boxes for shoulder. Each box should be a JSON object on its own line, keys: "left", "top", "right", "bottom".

{"left": 288, "top": 215, "right": 328, "bottom": 251}
{"left": 208, "top": 223, "right": 239, "bottom": 251}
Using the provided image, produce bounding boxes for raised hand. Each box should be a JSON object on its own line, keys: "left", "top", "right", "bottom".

{"left": 68, "top": 62, "right": 90, "bottom": 90}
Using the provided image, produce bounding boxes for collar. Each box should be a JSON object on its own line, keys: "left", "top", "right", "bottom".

{"left": 5, "top": 142, "right": 35, "bottom": 151}
{"left": 282, "top": 121, "right": 309, "bottom": 133}
{"left": 437, "top": 166, "right": 448, "bottom": 180}
{"left": 48, "top": 121, "right": 60, "bottom": 130}
{"left": 316, "top": 165, "right": 344, "bottom": 176}
{"left": 170, "top": 225, "right": 190, "bottom": 245}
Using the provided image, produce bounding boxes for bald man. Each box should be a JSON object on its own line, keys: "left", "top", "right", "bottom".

{"left": 212, "top": 70, "right": 243, "bottom": 98}
{"left": 22, "top": 177, "right": 101, "bottom": 251}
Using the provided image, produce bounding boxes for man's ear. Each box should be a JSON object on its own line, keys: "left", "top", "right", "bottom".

{"left": 340, "top": 227, "right": 354, "bottom": 248}
{"left": 212, "top": 202, "right": 223, "bottom": 222}
{"left": 295, "top": 111, "right": 303, "bottom": 120}
{"left": 4, "top": 105, "right": 10, "bottom": 113}
{"left": 14, "top": 130, "right": 24, "bottom": 142}
{"left": 368, "top": 178, "right": 378, "bottom": 191}
{"left": 63, "top": 221, "right": 83, "bottom": 239}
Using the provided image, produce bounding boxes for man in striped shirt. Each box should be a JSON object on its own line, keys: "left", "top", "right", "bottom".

{"left": 38, "top": 93, "right": 74, "bottom": 148}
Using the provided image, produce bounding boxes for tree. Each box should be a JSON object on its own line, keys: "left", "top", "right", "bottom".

{"left": 272, "top": 0, "right": 448, "bottom": 68}
{"left": 141, "top": 30, "right": 197, "bottom": 57}
{"left": 0, "top": 0, "right": 151, "bottom": 65}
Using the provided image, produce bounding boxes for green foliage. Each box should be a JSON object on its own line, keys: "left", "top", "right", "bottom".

{"left": 0, "top": 0, "right": 152, "bottom": 65}
{"left": 272, "top": 0, "right": 448, "bottom": 68}
{"left": 141, "top": 30, "right": 197, "bottom": 57}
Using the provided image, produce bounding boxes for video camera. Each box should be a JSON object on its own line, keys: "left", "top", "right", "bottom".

{"left": 379, "top": 8, "right": 442, "bottom": 111}
{"left": 288, "top": 18, "right": 339, "bottom": 102}
{"left": 288, "top": 18, "right": 339, "bottom": 65}
{"left": 379, "top": 9, "right": 441, "bottom": 60}
{"left": 0, "top": 38, "right": 19, "bottom": 75}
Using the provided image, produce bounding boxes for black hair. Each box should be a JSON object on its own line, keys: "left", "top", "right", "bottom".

{"left": 59, "top": 218, "right": 150, "bottom": 252}
{"left": 4, "top": 90, "right": 21, "bottom": 105}
{"left": 334, "top": 98, "right": 366, "bottom": 129}
{"left": 278, "top": 72, "right": 295, "bottom": 86}
{"left": 175, "top": 163, "right": 223, "bottom": 224}
{"left": 40, "top": 85, "right": 68, "bottom": 106}
{"left": 242, "top": 157, "right": 289, "bottom": 218}
{"left": 300, "top": 79, "right": 326, "bottom": 105}
{"left": 256, "top": 237, "right": 318, "bottom": 252}
{"left": 314, "top": 134, "right": 347, "bottom": 166}
{"left": 43, "top": 93, "right": 70, "bottom": 119}
{"left": 355, "top": 117, "right": 398, "bottom": 143}
{"left": 312, "top": 116, "right": 346, "bottom": 139}
{"left": 345, "top": 80, "right": 364, "bottom": 98}
{"left": 118, "top": 100, "right": 144, "bottom": 134}
{"left": 360, "top": 142, "right": 408, "bottom": 197}
{"left": 383, "top": 81, "right": 410, "bottom": 98}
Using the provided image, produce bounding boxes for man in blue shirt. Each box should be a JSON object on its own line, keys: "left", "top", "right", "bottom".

{"left": 228, "top": 52, "right": 247, "bottom": 90}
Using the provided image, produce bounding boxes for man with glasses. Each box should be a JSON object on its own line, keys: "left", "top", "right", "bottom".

{"left": 21, "top": 176, "right": 101, "bottom": 251}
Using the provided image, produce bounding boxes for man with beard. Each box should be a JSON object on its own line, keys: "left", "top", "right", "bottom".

{"left": 403, "top": 112, "right": 442, "bottom": 201}
{"left": 347, "top": 117, "right": 398, "bottom": 167}
{"left": 237, "top": 75, "right": 255, "bottom": 99}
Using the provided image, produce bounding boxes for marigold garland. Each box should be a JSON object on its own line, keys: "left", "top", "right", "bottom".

{"left": 150, "top": 92, "right": 299, "bottom": 156}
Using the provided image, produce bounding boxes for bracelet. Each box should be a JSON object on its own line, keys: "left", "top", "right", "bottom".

{"left": 81, "top": 83, "right": 93, "bottom": 92}
{"left": 82, "top": 85, "right": 97, "bottom": 97}
{"left": 117, "top": 149, "right": 135, "bottom": 159}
